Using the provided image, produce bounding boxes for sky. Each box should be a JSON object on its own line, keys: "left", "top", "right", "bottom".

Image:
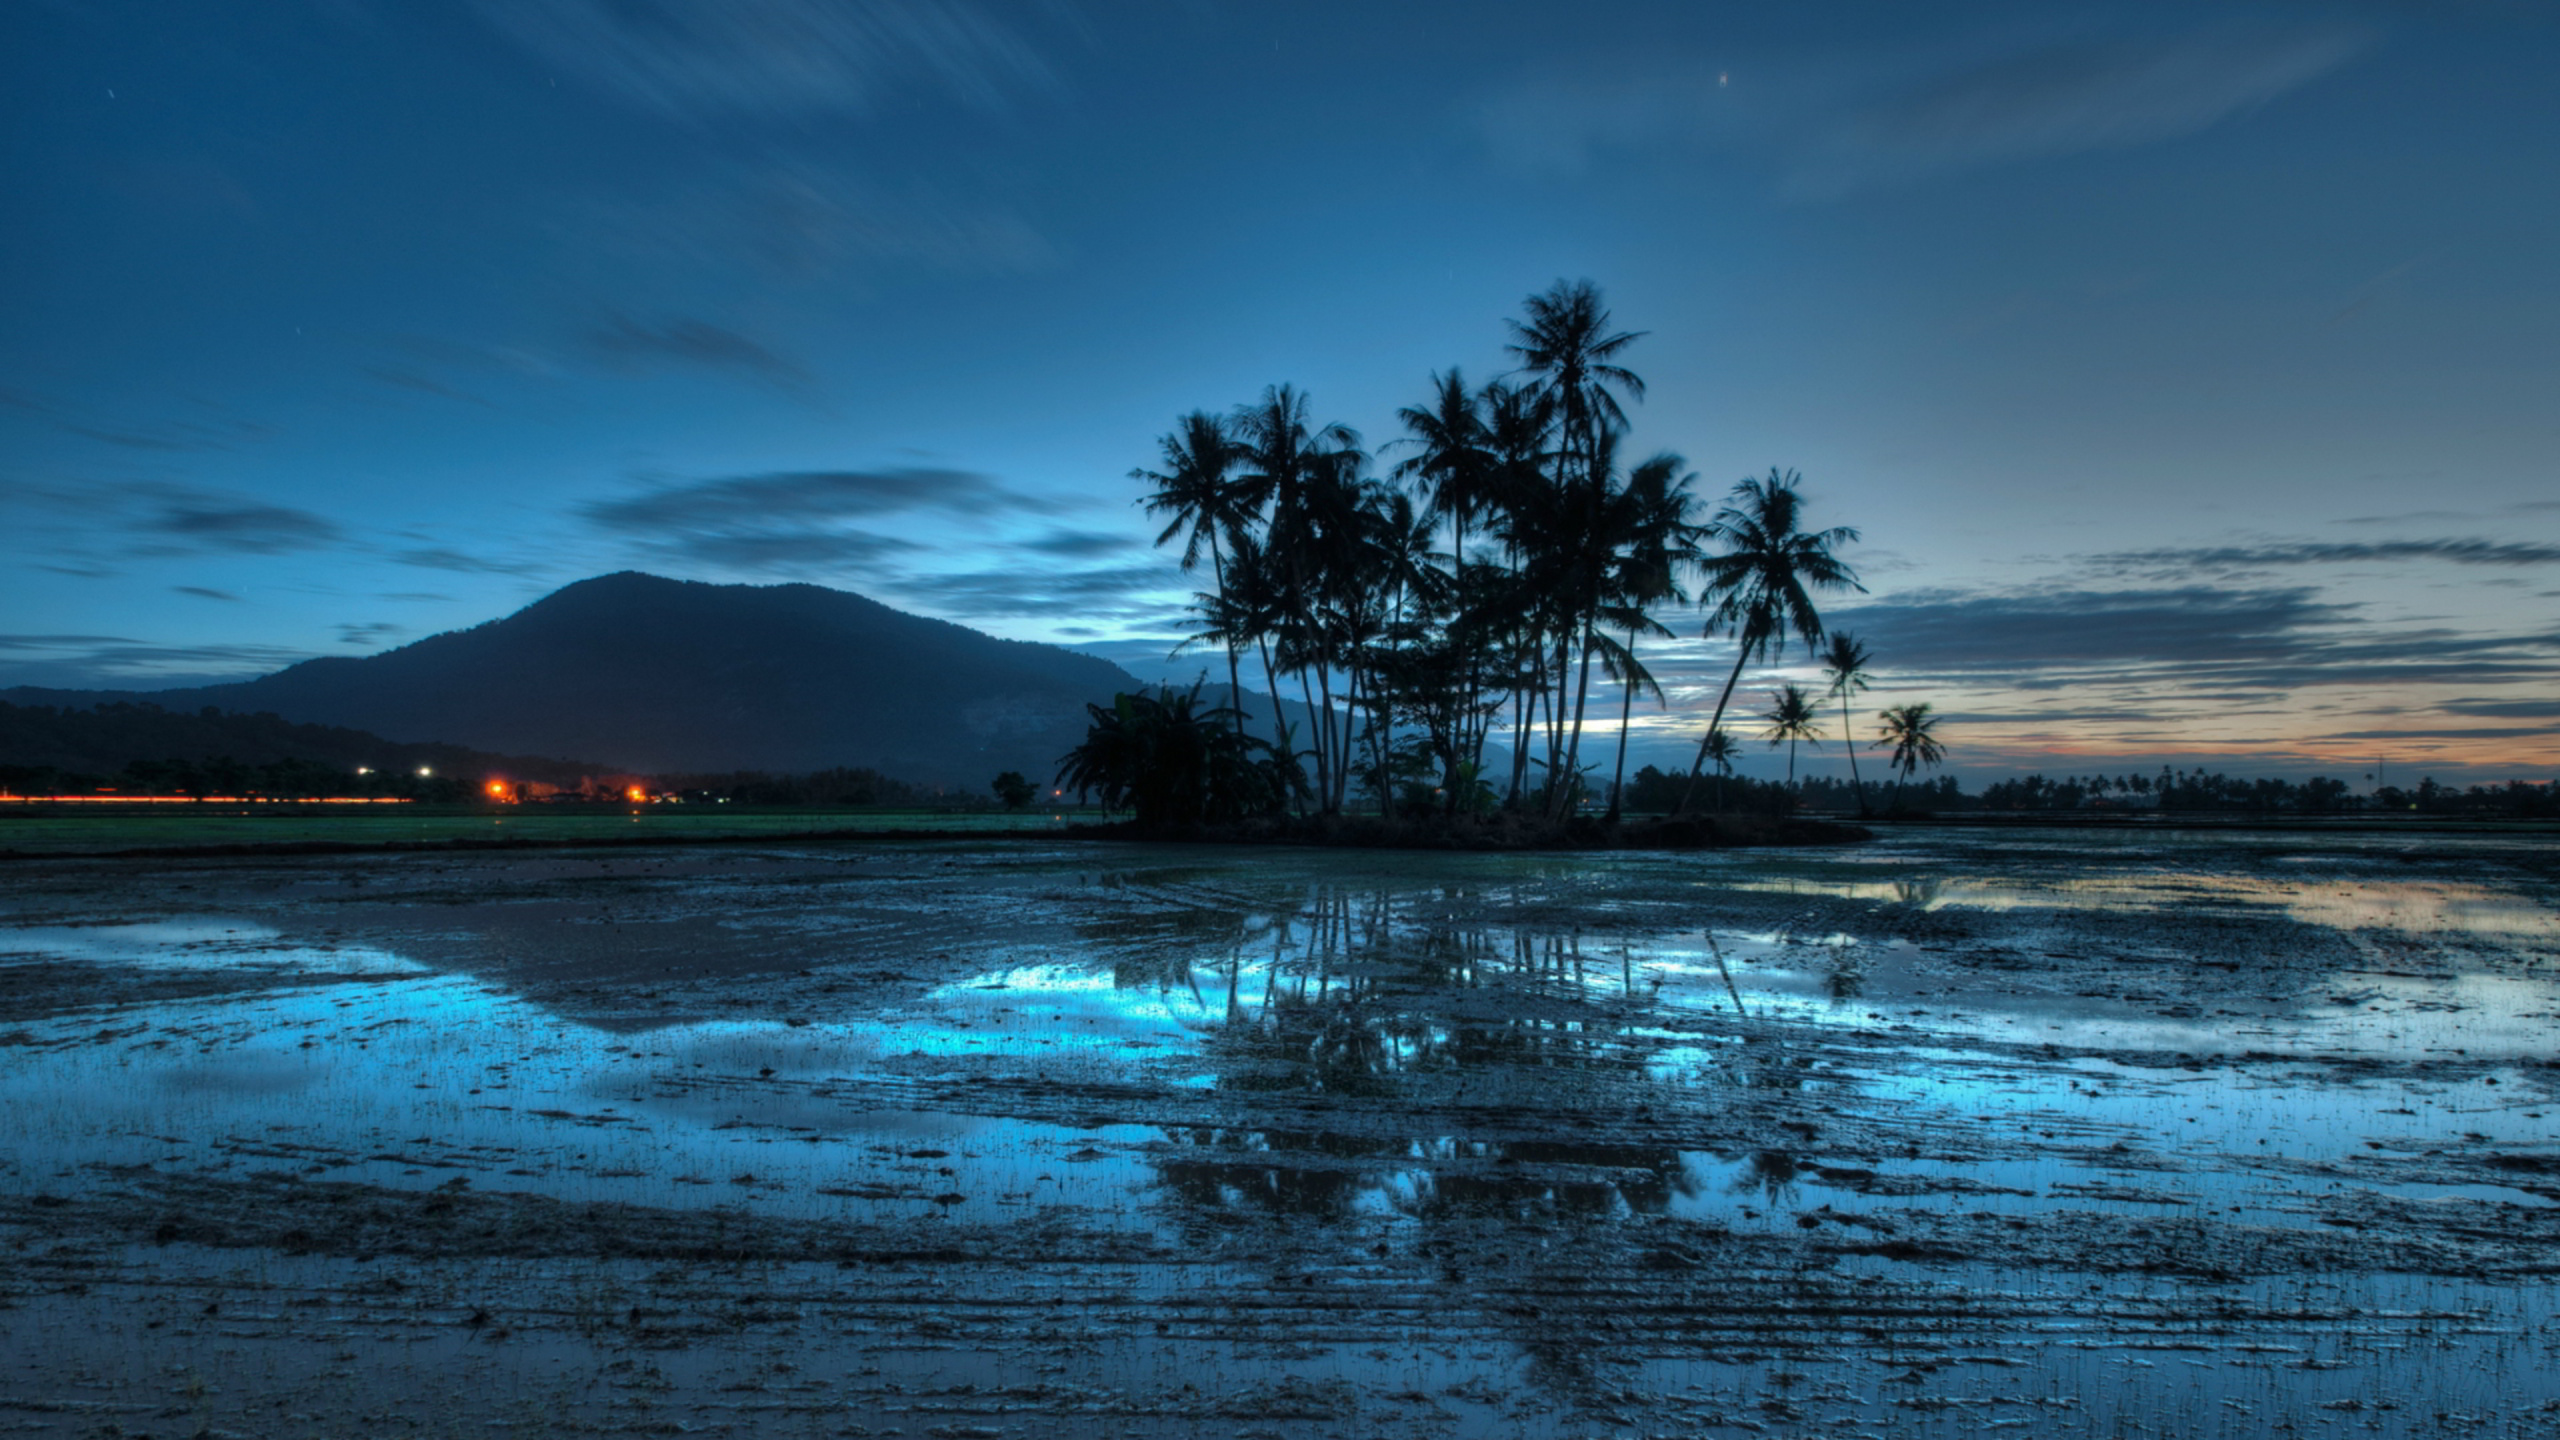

{"left": 3, "top": 0, "right": 2555, "bottom": 785}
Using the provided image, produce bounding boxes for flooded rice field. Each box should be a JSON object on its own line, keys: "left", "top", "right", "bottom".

{"left": 2, "top": 827, "right": 2557, "bottom": 1437}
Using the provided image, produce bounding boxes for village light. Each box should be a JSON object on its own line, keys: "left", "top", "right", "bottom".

{"left": 417, "top": 767, "right": 432, "bottom": 777}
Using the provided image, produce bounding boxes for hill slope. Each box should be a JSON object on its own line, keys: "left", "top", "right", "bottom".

{"left": 5, "top": 574, "right": 1138, "bottom": 786}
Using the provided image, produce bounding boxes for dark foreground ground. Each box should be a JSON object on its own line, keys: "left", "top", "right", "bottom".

{"left": 2, "top": 828, "right": 2557, "bottom": 1437}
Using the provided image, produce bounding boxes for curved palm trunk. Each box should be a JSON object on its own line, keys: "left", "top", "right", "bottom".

{"left": 1605, "top": 627, "right": 1639, "bottom": 823}
{"left": 1839, "top": 690, "right": 1868, "bottom": 815}
{"left": 1208, "top": 540, "right": 1246, "bottom": 740}
{"left": 1675, "top": 641, "right": 1755, "bottom": 815}
{"left": 1551, "top": 619, "right": 1599, "bottom": 821}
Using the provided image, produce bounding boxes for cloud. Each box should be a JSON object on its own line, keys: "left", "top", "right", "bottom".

{"left": 390, "top": 547, "right": 549, "bottom": 576}
{"left": 1834, "top": 584, "right": 2345, "bottom": 674}
{"left": 1793, "top": 23, "right": 2368, "bottom": 195}
{"left": 885, "top": 563, "right": 1182, "bottom": 624}
{"left": 143, "top": 499, "right": 342, "bottom": 554}
{"left": 173, "top": 586, "right": 239, "bottom": 602}
{"left": 470, "top": 0, "right": 1060, "bottom": 121}
{"left": 361, "top": 366, "right": 489, "bottom": 405}
{"left": 569, "top": 162, "right": 1056, "bottom": 283}
{"left": 2083, "top": 538, "right": 2560, "bottom": 578}
{"left": 1762, "top": 583, "right": 2560, "bottom": 700}
{"left": 587, "top": 468, "right": 1044, "bottom": 533}
{"left": 1018, "top": 527, "right": 1134, "bottom": 558}
{"left": 666, "top": 530, "right": 919, "bottom": 573}
{"left": 334, "top": 622, "right": 404, "bottom": 648}
{"left": 584, "top": 314, "right": 810, "bottom": 386}
{"left": 1476, "top": 21, "right": 2367, "bottom": 196}
{"left": 581, "top": 468, "right": 1058, "bottom": 577}
{"left": 2437, "top": 699, "right": 2560, "bottom": 719}
{"left": 0, "top": 634, "right": 315, "bottom": 691}
{"left": 0, "top": 387, "right": 278, "bottom": 453}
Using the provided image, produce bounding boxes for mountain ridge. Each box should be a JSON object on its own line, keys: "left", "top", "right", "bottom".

{"left": 3, "top": 573, "right": 1140, "bottom": 786}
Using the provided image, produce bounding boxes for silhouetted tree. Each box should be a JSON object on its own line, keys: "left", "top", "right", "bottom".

{"left": 1677, "top": 470, "right": 1862, "bottom": 813}
{"left": 1820, "top": 631, "right": 1875, "bottom": 815}
{"left": 1876, "top": 702, "right": 1946, "bottom": 813}
{"left": 1761, "top": 683, "right": 1824, "bottom": 793}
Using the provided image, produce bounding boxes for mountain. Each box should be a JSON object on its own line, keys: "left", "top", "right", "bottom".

{"left": 4, "top": 574, "right": 1139, "bottom": 786}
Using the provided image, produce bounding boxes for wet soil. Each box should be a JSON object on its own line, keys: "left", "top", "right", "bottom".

{"left": 2, "top": 829, "right": 2557, "bottom": 1436}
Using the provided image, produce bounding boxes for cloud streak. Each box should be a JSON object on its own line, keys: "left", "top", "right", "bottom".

{"left": 1794, "top": 23, "right": 2369, "bottom": 195}
{"left": 2084, "top": 538, "right": 2560, "bottom": 577}
{"left": 471, "top": 0, "right": 1060, "bottom": 121}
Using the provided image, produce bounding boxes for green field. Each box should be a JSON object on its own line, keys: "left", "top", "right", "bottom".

{"left": 0, "top": 805, "right": 1086, "bottom": 856}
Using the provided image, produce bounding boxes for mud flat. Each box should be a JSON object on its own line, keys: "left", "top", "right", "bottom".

{"left": 3, "top": 828, "right": 2557, "bottom": 1436}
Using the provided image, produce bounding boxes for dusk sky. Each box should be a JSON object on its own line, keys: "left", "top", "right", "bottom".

{"left": 5, "top": 0, "right": 2555, "bottom": 781}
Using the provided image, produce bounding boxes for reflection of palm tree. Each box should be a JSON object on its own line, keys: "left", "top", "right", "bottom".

{"left": 1677, "top": 471, "right": 1861, "bottom": 813}
{"left": 1760, "top": 683, "right": 1823, "bottom": 794}
{"left": 1819, "top": 631, "right": 1874, "bottom": 816}
{"left": 1876, "top": 702, "right": 1947, "bottom": 813}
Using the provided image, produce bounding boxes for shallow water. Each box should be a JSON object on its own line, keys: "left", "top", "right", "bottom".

{"left": 3, "top": 826, "right": 2557, "bottom": 1435}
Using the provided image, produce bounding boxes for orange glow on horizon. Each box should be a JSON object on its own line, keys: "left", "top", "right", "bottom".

{"left": 0, "top": 795, "right": 413, "bottom": 805}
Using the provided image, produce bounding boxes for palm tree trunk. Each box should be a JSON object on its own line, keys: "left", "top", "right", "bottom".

{"left": 1209, "top": 539, "right": 1246, "bottom": 740}
{"left": 1507, "top": 647, "right": 1534, "bottom": 807}
{"left": 1294, "top": 660, "right": 1328, "bottom": 813}
{"left": 1605, "top": 628, "right": 1639, "bottom": 823}
{"left": 1552, "top": 619, "right": 1599, "bottom": 821}
{"left": 1839, "top": 690, "right": 1868, "bottom": 815}
{"left": 1675, "top": 640, "right": 1755, "bottom": 815}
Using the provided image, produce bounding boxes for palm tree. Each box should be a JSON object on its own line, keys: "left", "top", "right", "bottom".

{"left": 1761, "top": 683, "right": 1824, "bottom": 792}
{"left": 1231, "top": 385, "right": 1364, "bottom": 811}
{"left": 1505, "top": 279, "right": 1645, "bottom": 492}
{"left": 1876, "top": 702, "right": 1946, "bottom": 813}
{"left": 1676, "top": 470, "right": 1862, "bottom": 813}
{"left": 1136, "top": 411, "right": 1249, "bottom": 734}
{"left": 1390, "top": 369, "right": 1495, "bottom": 569}
{"left": 1819, "top": 631, "right": 1875, "bottom": 815}
{"left": 1699, "top": 727, "right": 1740, "bottom": 810}
{"left": 1600, "top": 451, "right": 1700, "bottom": 821}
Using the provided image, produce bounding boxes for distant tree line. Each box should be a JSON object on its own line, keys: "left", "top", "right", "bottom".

{"left": 0, "top": 700, "right": 605, "bottom": 789}
{"left": 658, "top": 768, "right": 941, "bottom": 808}
{"left": 1641, "top": 769, "right": 2558, "bottom": 818}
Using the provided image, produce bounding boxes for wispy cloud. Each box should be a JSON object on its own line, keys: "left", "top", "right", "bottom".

{"left": 0, "top": 387, "right": 278, "bottom": 453}
{"left": 568, "top": 162, "right": 1056, "bottom": 284}
{"left": 0, "top": 634, "right": 317, "bottom": 691}
{"left": 470, "top": 0, "right": 1062, "bottom": 121}
{"left": 584, "top": 314, "right": 811, "bottom": 387}
{"left": 1475, "top": 20, "right": 2368, "bottom": 197}
{"left": 334, "top": 622, "right": 404, "bottom": 648}
{"left": 2083, "top": 538, "right": 2560, "bottom": 578}
{"left": 390, "top": 547, "right": 549, "bottom": 576}
{"left": 173, "top": 586, "right": 239, "bottom": 602}
{"left": 885, "top": 563, "right": 1181, "bottom": 625}
{"left": 1792, "top": 23, "right": 2370, "bottom": 196}
{"left": 581, "top": 467, "right": 1064, "bottom": 578}
{"left": 142, "top": 497, "right": 343, "bottom": 554}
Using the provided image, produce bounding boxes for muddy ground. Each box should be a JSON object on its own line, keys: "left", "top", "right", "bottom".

{"left": 2, "top": 827, "right": 2557, "bottom": 1437}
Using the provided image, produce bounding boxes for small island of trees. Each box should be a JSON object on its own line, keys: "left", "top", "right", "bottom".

{"left": 1058, "top": 279, "right": 1945, "bottom": 840}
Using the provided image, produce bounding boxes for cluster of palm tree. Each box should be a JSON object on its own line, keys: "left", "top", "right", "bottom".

{"left": 1131, "top": 279, "right": 1928, "bottom": 820}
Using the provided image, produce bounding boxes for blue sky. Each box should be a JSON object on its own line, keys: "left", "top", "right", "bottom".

{"left": 4, "top": 0, "right": 2555, "bottom": 780}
